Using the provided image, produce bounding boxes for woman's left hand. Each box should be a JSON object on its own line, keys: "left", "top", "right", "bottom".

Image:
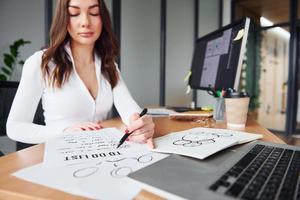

{"left": 126, "top": 113, "right": 155, "bottom": 149}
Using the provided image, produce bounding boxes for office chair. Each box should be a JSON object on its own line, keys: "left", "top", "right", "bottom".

{"left": 0, "top": 81, "right": 45, "bottom": 151}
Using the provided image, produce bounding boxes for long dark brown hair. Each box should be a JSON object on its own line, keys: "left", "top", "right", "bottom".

{"left": 41, "top": 0, "right": 119, "bottom": 88}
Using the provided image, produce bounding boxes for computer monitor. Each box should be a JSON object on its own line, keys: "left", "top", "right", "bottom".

{"left": 189, "top": 18, "right": 250, "bottom": 91}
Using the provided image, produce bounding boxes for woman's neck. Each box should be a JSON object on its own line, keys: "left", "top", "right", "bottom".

{"left": 70, "top": 41, "right": 94, "bottom": 66}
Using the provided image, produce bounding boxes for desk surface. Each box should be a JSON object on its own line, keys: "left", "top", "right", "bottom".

{"left": 0, "top": 117, "right": 285, "bottom": 200}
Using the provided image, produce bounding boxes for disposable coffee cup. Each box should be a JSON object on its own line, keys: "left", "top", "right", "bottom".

{"left": 224, "top": 92, "right": 250, "bottom": 128}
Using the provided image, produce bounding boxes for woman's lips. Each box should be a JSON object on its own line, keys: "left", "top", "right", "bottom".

{"left": 78, "top": 32, "right": 94, "bottom": 38}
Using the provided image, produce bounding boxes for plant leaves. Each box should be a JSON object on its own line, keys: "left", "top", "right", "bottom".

{"left": 9, "top": 45, "right": 18, "bottom": 57}
{"left": 4, "top": 54, "right": 14, "bottom": 69}
{"left": 13, "top": 39, "right": 24, "bottom": 48}
{"left": 0, "top": 74, "right": 7, "bottom": 81}
{"left": 11, "top": 39, "right": 31, "bottom": 57}
{"left": 14, "top": 39, "right": 31, "bottom": 49}
{"left": 2, "top": 39, "right": 31, "bottom": 80}
{"left": 2, "top": 67, "right": 12, "bottom": 76}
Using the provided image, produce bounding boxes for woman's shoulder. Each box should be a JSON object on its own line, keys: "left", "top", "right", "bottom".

{"left": 25, "top": 49, "right": 57, "bottom": 68}
{"left": 22, "top": 50, "right": 49, "bottom": 75}
{"left": 25, "top": 50, "right": 45, "bottom": 64}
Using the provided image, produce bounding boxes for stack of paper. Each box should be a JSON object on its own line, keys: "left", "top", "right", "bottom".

{"left": 147, "top": 108, "right": 178, "bottom": 117}
{"left": 152, "top": 127, "right": 262, "bottom": 159}
{"left": 13, "top": 128, "right": 169, "bottom": 200}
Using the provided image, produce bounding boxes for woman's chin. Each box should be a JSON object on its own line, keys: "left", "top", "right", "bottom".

{"left": 73, "top": 38, "right": 97, "bottom": 46}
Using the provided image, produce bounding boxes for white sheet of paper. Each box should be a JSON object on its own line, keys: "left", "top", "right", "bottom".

{"left": 147, "top": 108, "right": 178, "bottom": 117}
{"left": 152, "top": 127, "right": 262, "bottom": 159}
{"left": 15, "top": 147, "right": 168, "bottom": 200}
{"left": 14, "top": 128, "right": 169, "bottom": 199}
{"left": 44, "top": 128, "right": 141, "bottom": 166}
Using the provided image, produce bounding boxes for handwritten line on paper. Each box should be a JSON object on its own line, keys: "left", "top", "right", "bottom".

{"left": 71, "top": 153, "right": 156, "bottom": 179}
{"left": 44, "top": 128, "right": 132, "bottom": 165}
{"left": 172, "top": 131, "right": 233, "bottom": 147}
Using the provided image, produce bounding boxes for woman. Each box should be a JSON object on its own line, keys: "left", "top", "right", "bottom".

{"left": 6, "top": 0, "right": 154, "bottom": 148}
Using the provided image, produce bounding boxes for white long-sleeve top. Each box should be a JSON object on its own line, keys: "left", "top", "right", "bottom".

{"left": 6, "top": 44, "right": 141, "bottom": 144}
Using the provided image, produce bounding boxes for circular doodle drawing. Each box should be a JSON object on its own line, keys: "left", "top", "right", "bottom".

{"left": 73, "top": 167, "right": 99, "bottom": 178}
{"left": 136, "top": 154, "right": 154, "bottom": 163}
{"left": 110, "top": 166, "right": 132, "bottom": 178}
{"left": 172, "top": 131, "right": 232, "bottom": 147}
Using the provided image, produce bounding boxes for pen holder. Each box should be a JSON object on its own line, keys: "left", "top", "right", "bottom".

{"left": 213, "top": 97, "right": 225, "bottom": 121}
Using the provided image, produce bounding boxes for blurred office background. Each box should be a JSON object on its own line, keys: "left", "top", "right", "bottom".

{"left": 0, "top": 0, "right": 299, "bottom": 154}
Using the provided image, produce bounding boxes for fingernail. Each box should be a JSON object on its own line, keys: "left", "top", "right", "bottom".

{"left": 126, "top": 138, "right": 129, "bottom": 141}
{"left": 125, "top": 129, "right": 129, "bottom": 134}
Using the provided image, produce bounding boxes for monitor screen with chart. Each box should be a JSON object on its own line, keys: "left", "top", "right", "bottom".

{"left": 189, "top": 18, "right": 250, "bottom": 91}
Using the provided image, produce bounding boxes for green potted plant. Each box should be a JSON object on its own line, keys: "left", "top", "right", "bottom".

{"left": 0, "top": 39, "right": 31, "bottom": 81}
{"left": 0, "top": 39, "right": 31, "bottom": 138}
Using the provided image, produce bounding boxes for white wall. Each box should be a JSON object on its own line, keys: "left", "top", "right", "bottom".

{"left": 121, "top": 0, "right": 221, "bottom": 108}
{"left": 196, "top": 0, "right": 220, "bottom": 108}
{"left": 222, "top": 0, "right": 231, "bottom": 26}
{"left": 121, "top": 0, "right": 160, "bottom": 107}
{"left": 0, "top": 0, "right": 45, "bottom": 81}
{"left": 165, "top": 0, "right": 194, "bottom": 107}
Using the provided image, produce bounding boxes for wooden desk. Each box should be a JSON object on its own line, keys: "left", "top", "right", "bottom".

{"left": 0, "top": 117, "right": 285, "bottom": 200}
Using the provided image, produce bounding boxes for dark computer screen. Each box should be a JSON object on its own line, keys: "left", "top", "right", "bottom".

{"left": 189, "top": 18, "right": 250, "bottom": 91}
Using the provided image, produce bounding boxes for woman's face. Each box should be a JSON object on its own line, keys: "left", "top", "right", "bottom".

{"left": 67, "top": 0, "right": 102, "bottom": 46}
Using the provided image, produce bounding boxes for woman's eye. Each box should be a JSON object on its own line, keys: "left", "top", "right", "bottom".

{"left": 90, "top": 13, "right": 99, "bottom": 16}
{"left": 69, "top": 13, "right": 79, "bottom": 17}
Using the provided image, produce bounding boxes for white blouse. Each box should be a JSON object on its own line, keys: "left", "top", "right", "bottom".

{"left": 6, "top": 44, "right": 141, "bottom": 144}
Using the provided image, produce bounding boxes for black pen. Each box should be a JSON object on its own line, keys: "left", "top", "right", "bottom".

{"left": 116, "top": 108, "right": 148, "bottom": 148}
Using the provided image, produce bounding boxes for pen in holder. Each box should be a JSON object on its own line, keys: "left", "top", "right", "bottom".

{"left": 213, "top": 97, "right": 225, "bottom": 121}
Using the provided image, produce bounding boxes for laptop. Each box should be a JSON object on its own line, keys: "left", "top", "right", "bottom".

{"left": 128, "top": 141, "right": 300, "bottom": 200}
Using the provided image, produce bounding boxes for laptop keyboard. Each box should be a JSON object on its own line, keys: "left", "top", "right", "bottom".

{"left": 209, "top": 144, "right": 300, "bottom": 200}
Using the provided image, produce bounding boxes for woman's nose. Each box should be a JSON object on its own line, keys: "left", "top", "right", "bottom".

{"left": 80, "top": 14, "right": 90, "bottom": 27}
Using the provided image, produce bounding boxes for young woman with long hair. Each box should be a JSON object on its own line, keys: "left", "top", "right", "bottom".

{"left": 7, "top": 0, "right": 154, "bottom": 148}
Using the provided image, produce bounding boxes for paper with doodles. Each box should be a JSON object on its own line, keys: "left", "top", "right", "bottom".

{"left": 152, "top": 127, "right": 262, "bottom": 159}
{"left": 44, "top": 128, "right": 131, "bottom": 166}
{"left": 14, "top": 128, "right": 169, "bottom": 200}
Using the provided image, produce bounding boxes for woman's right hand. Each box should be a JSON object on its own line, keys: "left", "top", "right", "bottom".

{"left": 64, "top": 122, "right": 103, "bottom": 133}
